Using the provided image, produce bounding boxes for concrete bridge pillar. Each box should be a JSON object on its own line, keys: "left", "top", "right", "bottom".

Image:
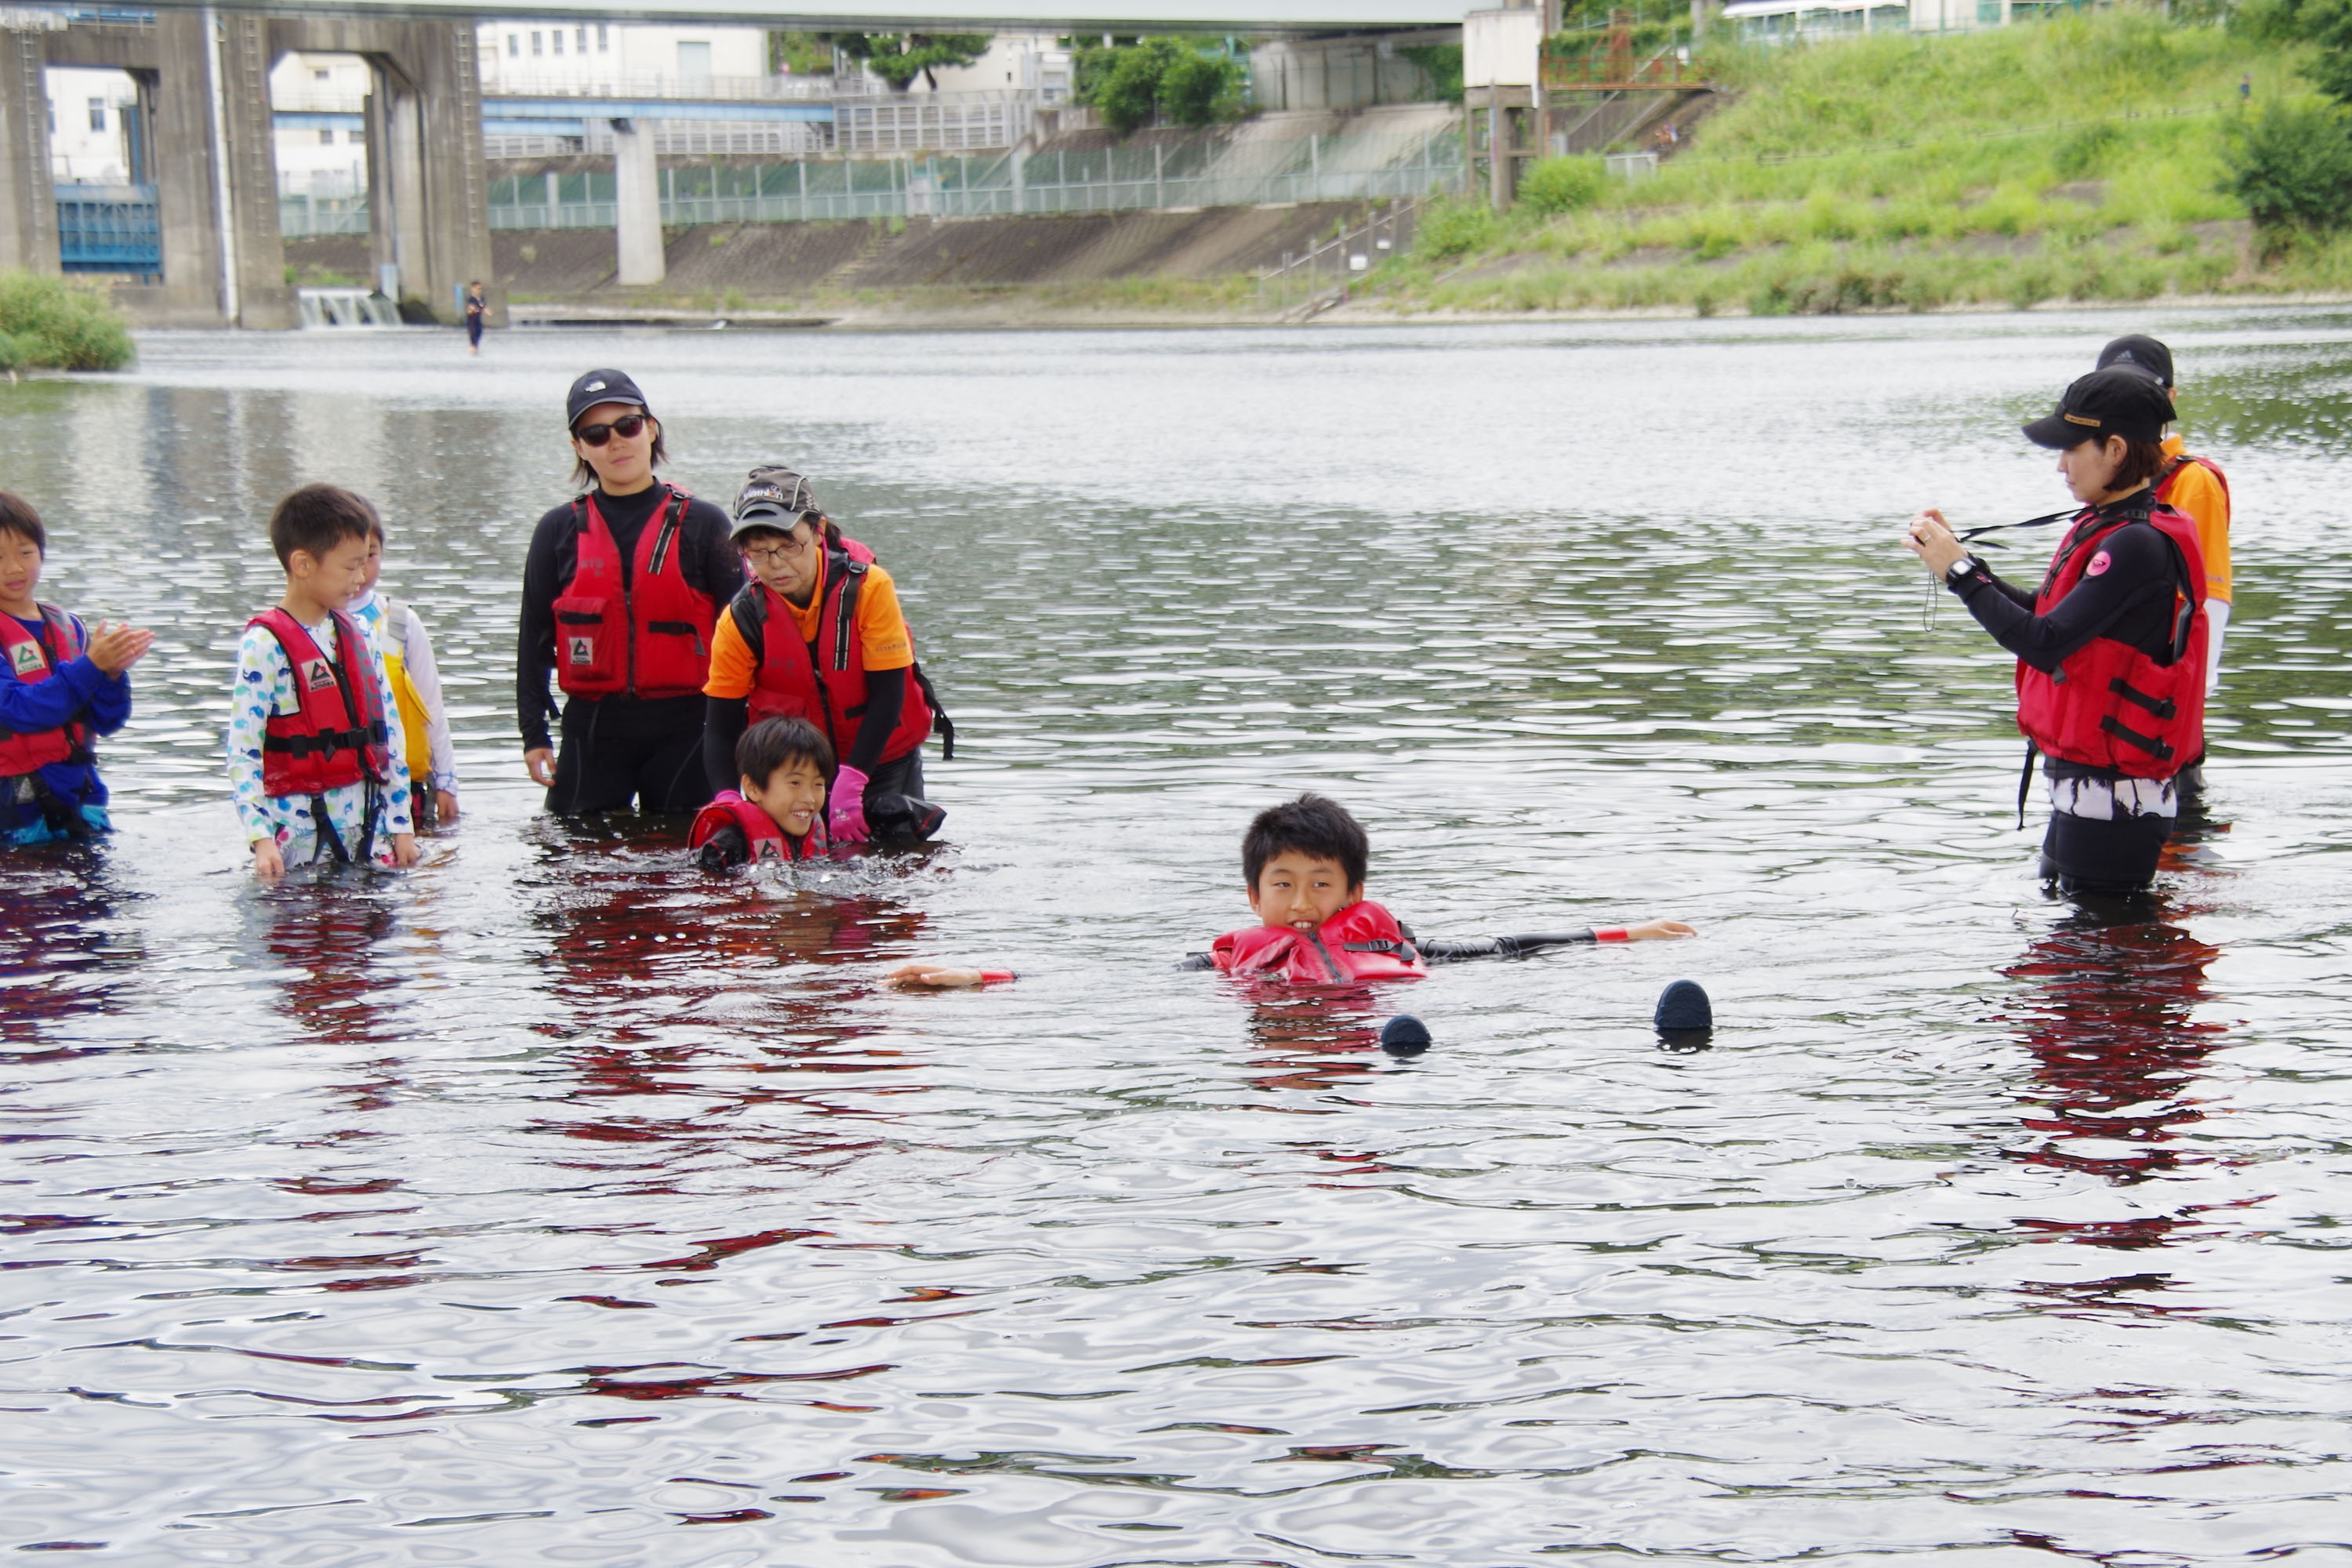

{"left": 612, "top": 118, "right": 664, "bottom": 286}
{"left": 0, "top": 24, "right": 59, "bottom": 276}
{"left": 219, "top": 10, "right": 296, "bottom": 328}
{"left": 352, "top": 23, "right": 493, "bottom": 321}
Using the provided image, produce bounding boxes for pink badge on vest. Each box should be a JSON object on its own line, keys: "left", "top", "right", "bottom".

{"left": 2085, "top": 550, "right": 2112, "bottom": 577}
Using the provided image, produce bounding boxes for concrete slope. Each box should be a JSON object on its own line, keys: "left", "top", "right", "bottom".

{"left": 288, "top": 200, "right": 1398, "bottom": 303}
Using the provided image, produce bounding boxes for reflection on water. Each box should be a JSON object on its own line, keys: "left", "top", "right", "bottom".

{"left": 2, "top": 312, "right": 2350, "bottom": 1563}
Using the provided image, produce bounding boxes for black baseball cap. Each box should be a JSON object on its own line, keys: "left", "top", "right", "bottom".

{"left": 730, "top": 466, "right": 822, "bottom": 543}
{"left": 566, "top": 368, "right": 649, "bottom": 430}
{"left": 2095, "top": 334, "right": 2174, "bottom": 387}
{"left": 2023, "top": 367, "right": 2173, "bottom": 450}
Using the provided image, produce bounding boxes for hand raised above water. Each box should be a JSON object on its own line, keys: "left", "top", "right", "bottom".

{"left": 83, "top": 621, "right": 154, "bottom": 677}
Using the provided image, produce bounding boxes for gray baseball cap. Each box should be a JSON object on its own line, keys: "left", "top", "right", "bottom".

{"left": 730, "top": 466, "right": 822, "bottom": 543}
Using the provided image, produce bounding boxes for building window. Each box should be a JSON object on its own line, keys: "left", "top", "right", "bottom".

{"left": 575, "top": 26, "right": 586, "bottom": 53}
{"left": 89, "top": 97, "right": 105, "bottom": 131}
{"left": 318, "top": 127, "right": 335, "bottom": 144}
{"left": 551, "top": 29, "right": 562, "bottom": 54}
{"left": 507, "top": 33, "right": 519, "bottom": 56}
{"left": 313, "top": 67, "right": 329, "bottom": 81}
{"left": 531, "top": 31, "right": 543, "bottom": 55}
{"left": 597, "top": 24, "right": 608, "bottom": 51}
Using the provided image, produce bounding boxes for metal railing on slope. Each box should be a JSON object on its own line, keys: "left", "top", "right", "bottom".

{"left": 1255, "top": 198, "right": 1422, "bottom": 316}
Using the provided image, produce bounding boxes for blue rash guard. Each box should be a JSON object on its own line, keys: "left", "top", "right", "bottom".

{"left": 0, "top": 611, "right": 132, "bottom": 841}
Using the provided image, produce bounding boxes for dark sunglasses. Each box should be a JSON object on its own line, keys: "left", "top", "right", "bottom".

{"left": 575, "top": 412, "right": 650, "bottom": 447}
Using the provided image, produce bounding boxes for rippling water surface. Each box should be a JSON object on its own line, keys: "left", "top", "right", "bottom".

{"left": 5, "top": 312, "right": 2352, "bottom": 1565}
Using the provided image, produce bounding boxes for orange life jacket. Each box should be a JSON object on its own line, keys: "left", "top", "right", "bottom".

{"left": 249, "top": 608, "right": 391, "bottom": 797}
{"left": 724, "top": 553, "right": 940, "bottom": 766}
{"left": 1212, "top": 900, "right": 1428, "bottom": 985}
{"left": 552, "top": 486, "right": 717, "bottom": 700}
{"left": 0, "top": 604, "right": 89, "bottom": 778}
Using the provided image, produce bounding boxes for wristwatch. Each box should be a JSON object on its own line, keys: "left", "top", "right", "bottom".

{"left": 1944, "top": 554, "right": 1980, "bottom": 586}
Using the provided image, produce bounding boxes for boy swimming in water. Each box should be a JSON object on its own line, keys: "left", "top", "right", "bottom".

{"left": 1183, "top": 793, "right": 1691, "bottom": 982}
{"left": 885, "top": 793, "right": 1690, "bottom": 989}
{"left": 688, "top": 716, "right": 836, "bottom": 869}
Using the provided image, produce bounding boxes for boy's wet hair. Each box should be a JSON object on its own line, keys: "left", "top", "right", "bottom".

{"left": 1243, "top": 793, "right": 1369, "bottom": 892}
{"left": 0, "top": 491, "right": 44, "bottom": 557}
{"left": 737, "top": 716, "right": 835, "bottom": 789}
{"left": 269, "top": 484, "right": 379, "bottom": 568}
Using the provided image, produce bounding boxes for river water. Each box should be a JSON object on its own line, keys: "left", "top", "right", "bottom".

{"left": 3, "top": 312, "right": 2350, "bottom": 1565}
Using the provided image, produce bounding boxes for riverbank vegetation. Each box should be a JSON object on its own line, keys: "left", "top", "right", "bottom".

{"left": 1374, "top": 9, "right": 2352, "bottom": 317}
{"left": 0, "top": 273, "right": 134, "bottom": 371}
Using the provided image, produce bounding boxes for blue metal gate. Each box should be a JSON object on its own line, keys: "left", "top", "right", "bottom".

{"left": 56, "top": 183, "right": 162, "bottom": 278}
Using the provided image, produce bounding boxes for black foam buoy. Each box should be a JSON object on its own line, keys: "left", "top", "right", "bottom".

{"left": 1654, "top": 979, "right": 1713, "bottom": 1035}
{"left": 1380, "top": 1014, "right": 1432, "bottom": 1058}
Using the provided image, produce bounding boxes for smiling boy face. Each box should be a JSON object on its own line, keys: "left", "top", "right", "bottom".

{"left": 1247, "top": 849, "right": 1361, "bottom": 933}
{"left": 743, "top": 755, "right": 828, "bottom": 840}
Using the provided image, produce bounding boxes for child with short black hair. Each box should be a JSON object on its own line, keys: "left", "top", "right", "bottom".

{"left": 226, "top": 485, "right": 416, "bottom": 877}
{"left": 1196, "top": 793, "right": 1691, "bottom": 983}
{"left": 350, "top": 516, "right": 459, "bottom": 829}
{"left": 886, "top": 793, "right": 1691, "bottom": 989}
{"left": 688, "top": 715, "right": 836, "bottom": 869}
{"left": 0, "top": 491, "right": 152, "bottom": 843}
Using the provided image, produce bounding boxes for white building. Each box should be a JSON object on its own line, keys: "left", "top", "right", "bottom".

{"left": 888, "top": 32, "right": 1072, "bottom": 101}
{"left": 1721, "top": 0, "right": 2077, "bottom": 42}
{"left": 46, "top": 65, "right": 139, "bottom": 183}
{"left": 270, "top": 53, "right": 371, "bottom": 196}
{"left": 476, "top": 19, "right": 768, "bottom": 93}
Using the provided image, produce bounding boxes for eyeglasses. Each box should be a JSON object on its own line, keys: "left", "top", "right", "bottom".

{"left": 743, "top": 532, "right": 817, "bottom": 567}
{"left": 575, "top": 412, "right": 649, "bottom": 447}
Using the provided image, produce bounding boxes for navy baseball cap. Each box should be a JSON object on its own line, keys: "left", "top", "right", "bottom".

{"left": 2023, "top": 367, "right": 2173, "bottom": 449}
{"left": 566, "top": 368, "right": 648, "bottom": 430}
{"left": 2096, "top": 334, "right": 2174, "bottom": 387}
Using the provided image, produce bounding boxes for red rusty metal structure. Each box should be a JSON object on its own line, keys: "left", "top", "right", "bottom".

{"left": 1541, "top": 9, "right": 1704, "bottom": 92}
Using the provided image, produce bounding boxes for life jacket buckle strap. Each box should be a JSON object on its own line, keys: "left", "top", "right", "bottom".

{"left": 2098, "top": 713, "right": 2175, "bottom": 761}
{"left": 2106, "top": 677, "right": 2176, "bottom": 720}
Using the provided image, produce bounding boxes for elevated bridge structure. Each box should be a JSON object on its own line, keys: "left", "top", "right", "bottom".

{"left": 0, "top": 0, "right": 1468, "bottom": 326}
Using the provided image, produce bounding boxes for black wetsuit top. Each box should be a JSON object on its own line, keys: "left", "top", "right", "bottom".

{"left": 514, "top": 485, "right": 743, "bottom": 751}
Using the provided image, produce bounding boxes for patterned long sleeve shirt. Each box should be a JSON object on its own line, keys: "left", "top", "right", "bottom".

{"left": 225, "top": 612, "right": 412, "bottom": 865}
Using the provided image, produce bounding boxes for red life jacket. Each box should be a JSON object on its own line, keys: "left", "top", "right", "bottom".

{"left": 2014, "top": 499, "right": 2207, "bottom": 778}
{"left": 249, "top": 608, "right": 391, "bottom": 797}
{"left": 726, "top": 553, "right": 935, "bottom": 766}
{"left": 1211, "top": 899, "right": 1428, "bottom": 985}
{"left": 0, "top": 604, "right": 89, "bottom": 778}
{"left": 687, "top": 789, "right": 830, "bottom": 863}
{"left": 552, "top": 486, "right": 717, "bottom": 700}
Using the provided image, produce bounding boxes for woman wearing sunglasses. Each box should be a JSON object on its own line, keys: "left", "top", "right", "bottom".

{"left": 515, "top": 369, "right": 746, "bottom": 815}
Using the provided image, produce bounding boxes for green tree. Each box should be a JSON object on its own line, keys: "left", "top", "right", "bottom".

{"left": 1080, "top": 36, "right": 1246, "bottom": 134}
{"left": 2223, "top": 99, "right": 2352, "bottom": 233}
{"left": 824, "top": 32, "right": 993, "bottom": 91}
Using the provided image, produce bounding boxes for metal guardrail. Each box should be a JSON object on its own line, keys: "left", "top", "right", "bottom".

{"left": 280, "top": 127, "right": 1470, "bottom": 239}
{"left": 1256, "top": 198, "right": 1421, "bottom": 314}
{"left": 474, "top": 70, "right": 841, "bottom": 103}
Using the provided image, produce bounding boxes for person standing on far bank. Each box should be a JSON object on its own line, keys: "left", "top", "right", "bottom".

{"left": 517, "top": 370, "right": 743, "bottom": 815}
{"left": 465, "top": 282, "right": 486, "bottom": 355}
{"left": 1905, "top": 368, "right": 2209, "bottom": 895}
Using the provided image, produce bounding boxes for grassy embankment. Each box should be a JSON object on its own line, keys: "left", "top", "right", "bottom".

{"left": 1373, "top": 10, "right": 2339, "bottom": 317}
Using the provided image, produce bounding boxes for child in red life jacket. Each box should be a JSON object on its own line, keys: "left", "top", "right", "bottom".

{"left": 1189, "top": 793, "right": 1691, "bottom": 985}
{"left": 0, "top": 492, "right": 153, "bottom": 844}
{"left": 225, "top": 486, "right": 418, "bottom": 877}
{"left": 688, "top": 716, "right": 837, "bottom": 870}
{"left": 885, "top": 793, "right": 1692, "bottom": 990}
